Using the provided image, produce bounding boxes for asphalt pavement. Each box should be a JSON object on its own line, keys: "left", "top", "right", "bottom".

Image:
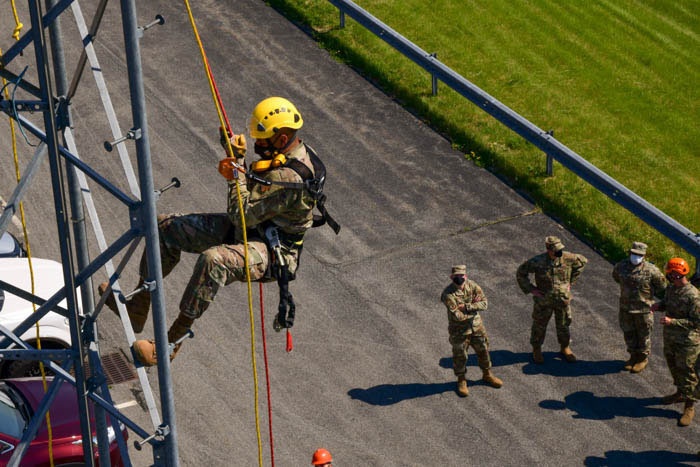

{"left": 1, "top": 0, "right": 698, "bottom": 466}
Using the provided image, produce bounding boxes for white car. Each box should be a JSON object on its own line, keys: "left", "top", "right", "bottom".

{"left": 0, "top": 253, "right": 78, "bottom": 378}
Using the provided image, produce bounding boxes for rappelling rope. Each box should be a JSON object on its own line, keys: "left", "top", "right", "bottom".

{"left": 258, "top": 283, "right": 276, "bottom": 467}
{"left": 10, "top": 0, "right": 23, "bottom": 41}
{"left": 181, "top": 2, "right": 264, "bottom": 465}
{"left": 3, "top": 41, "right": 54, "bottom": 467}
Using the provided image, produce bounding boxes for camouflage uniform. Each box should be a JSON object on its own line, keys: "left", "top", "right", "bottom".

{"left": 516, "top": 243, "right": 587, "bottom": 350}
{"left": 612, "top": 256, "right": 666, "bottom": 358}
{"left": 658, "top": 283, "right": 700, "bottom": 401}
{"left": 139, "top": 142, "right": 315, "bottom": 322}
{"left": 440, "top": 279, "right": 492, "bottom": 377}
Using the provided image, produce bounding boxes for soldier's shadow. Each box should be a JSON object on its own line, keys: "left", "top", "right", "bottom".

{"left": 439, "top": 350, "right": 623, "bottom": 377}
{"left": 540, "top": 390, "right": 678, "bottom": 421}
{"left": 347, "top": 382, "right": 454, "bottom": 406}
{"left": 522, "top": 354, "right": 624, "bottom": 377}
{"left": 585, "top": 449, "right": 698, "bottom": 466}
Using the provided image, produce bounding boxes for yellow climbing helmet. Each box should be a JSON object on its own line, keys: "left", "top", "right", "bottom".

{"left": 248, "top": 97, "right": 303, "bottom": 139}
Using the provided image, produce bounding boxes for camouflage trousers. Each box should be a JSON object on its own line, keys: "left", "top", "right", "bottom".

{"left": 663, "top": 331, "right": 700, "bottom": 401}
{"left": 530, "top": 299, "right": 572, "bottom": 348}
{"left": 139, "top": 213, "right": 268, "bottom": 320}
{"left": 619, "top": 311, "right": 653, "bottom": 356}
{"left": 449, "top": 322, "right": 492, "bottom": 377}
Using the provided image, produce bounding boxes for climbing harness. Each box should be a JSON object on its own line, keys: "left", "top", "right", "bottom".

{"left": 254, "top": 145, "right": 341, "bottom": 234}
{"left": 254, "top": 145, "right": 340, "bottom": 335}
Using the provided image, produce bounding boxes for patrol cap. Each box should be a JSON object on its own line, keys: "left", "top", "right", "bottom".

{"left": 545, "top": 236, "right": 565, "bottom": 252}
{"left": 451, "top": 265, "right": 467, "bottom": 275}
{"left": 629, "top": 241, "right": 647, "bottom": 256}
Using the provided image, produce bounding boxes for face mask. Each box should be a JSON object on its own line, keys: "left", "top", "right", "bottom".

{"left": 254, "top": 142, "right": 276, "bottom": 158}
{"left": 629, "top": 254, "right": 643, "bottom": 266}
{"left": 554, "top": 250, "right": 563, "bottom": 258}
{"left": 667, "top": 273, "right": 682, "bottom": 282}
{"left": 452, "top": 276, "right": 466, "bottom": 286}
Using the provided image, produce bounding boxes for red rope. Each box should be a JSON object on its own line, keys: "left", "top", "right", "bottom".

{"left": 259, "top": 282, "right": 275, "bottom": 466}
{"left": 203, "top": 55, "right": 232, "bottom": 134}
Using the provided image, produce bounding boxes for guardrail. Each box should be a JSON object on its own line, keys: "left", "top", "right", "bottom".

{"left": 328, "top": 0, "right": 700, "bottom": 275}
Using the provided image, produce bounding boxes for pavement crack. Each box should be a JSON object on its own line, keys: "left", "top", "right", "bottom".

{"left": 333, "top": 207, "right": 541, "bottom": 268}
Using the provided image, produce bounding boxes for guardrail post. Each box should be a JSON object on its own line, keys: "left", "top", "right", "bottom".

{"left": 340, "top": 10, "right": 345, "bottom": 28}
{"left": 545, "top": 130, "right": 554, "bottom": 176}
{"left": 693, "top": 243, "right": 700, "bottom": 288}
{"left": 430, "top": 53, "right": 438, "bottom": 96}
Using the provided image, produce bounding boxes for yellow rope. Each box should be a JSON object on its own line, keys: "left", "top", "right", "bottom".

{"left": 2, "top": 40, "right": 54, "bottom": 466}
{"left": 181, "top": 3, "right": 263, "bottom": 465}
{"left": 10, "top": 0, "right": 24, "bottom": 41}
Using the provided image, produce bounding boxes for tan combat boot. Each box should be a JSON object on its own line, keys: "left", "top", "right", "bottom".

{"left": 456, "top": 375, "right": 469, "bottom": 397}
{"left": 560, "top": 345, "right": 576, "bottom": 363}
{"left": 623, "top": 353, "right": 636, "bottom": 371}
{"left": 680, "top": 401, "right": 695, "bottom": 427}
{"left": 482, "top": 369, "right": 503, "bottom": 388}
{"left": 662, "top": 390, "right": 685, "bottom": 405}
{"left": 132, "top": 340, "right": 181, "bottom": 367}
{"left": 99, "top": 281, "right": 150, "bottom": 333}
{"left": 532, "top": 347, "right": 544, "bottom": 364}
{"left": 132, "top": 314, "right": 193, "bottom": 367}
{"left": 630, "top": 354, "right": 649, "bottom": 374}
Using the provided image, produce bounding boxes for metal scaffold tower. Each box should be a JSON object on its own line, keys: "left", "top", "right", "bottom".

{"left": 1, "top": 0, "right": 178, "bottom": 465}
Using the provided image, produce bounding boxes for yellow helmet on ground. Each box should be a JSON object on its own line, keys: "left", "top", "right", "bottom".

{"left": 248, "top": 97, "right": 303, "bottom": 139}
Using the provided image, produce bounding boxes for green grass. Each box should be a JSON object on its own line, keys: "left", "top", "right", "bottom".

{"left": 267, "top": 0, "right": 699, "bottom": 270}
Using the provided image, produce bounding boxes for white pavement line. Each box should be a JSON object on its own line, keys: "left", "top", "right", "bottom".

{"left": 115, "top": 400, "right": 139, "bottom": 410}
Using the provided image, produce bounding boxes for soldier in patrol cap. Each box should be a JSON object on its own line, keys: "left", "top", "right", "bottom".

{"left": 441, "top": 264, "right": 503, "bottom": 397}
{"left": 517, "top": 236, "right": 588, "bottom": 364}
{"left": 612, "top": 241, "right": 666, "bottom": 373}
{"left": 99, "top": 97, "right": 327, "bottom": 366}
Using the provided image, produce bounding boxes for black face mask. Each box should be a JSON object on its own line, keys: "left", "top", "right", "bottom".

{"left": 452, "top": 276, "right": 466, "bottom": 285}
{"left": 254, "top": 142, "right": 276, "bottom": 158}
{"left": 554, "top": 250, "right": 563, "bottom": 258}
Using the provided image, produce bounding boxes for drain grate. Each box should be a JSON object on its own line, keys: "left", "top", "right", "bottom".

{"left": 101, "top": 352, "right": 137, "bottom": 385}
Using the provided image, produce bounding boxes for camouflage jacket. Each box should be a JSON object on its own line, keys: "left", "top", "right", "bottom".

{"left": 516, "top": 251, "right": 587, "bottom": 305}
{"left": 441, "top": 279, "right": 488, "bottom": 332}
{"left": 658, "top": 283, "right": 700, "bottom": 341}
{"left": 612, "top": 259, "right": 666, "bottom": 313}
{"left": 228, "top": 142, "right": 316, "bottom": 238}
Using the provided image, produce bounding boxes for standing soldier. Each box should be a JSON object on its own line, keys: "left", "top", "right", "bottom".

{"left": 99, "top": 97, "right": 338, "bottom": 366}
{"left": 653, "top": 257, "right": 700, "bottom": 427}
{"left": 612, "top": 241, "right": 666, "bottom": 373}
{"left": 517, "top": 236, "right": 587, "bottom": 364}
{"left": 440, "top": 264, "right": 503, "bottom": 397}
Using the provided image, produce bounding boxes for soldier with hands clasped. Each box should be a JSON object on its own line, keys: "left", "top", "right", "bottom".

{"left": 441, "top": 264, "right": 503, "bottom": 397}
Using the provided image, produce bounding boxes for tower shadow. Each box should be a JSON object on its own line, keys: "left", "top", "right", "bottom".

{"left": 348, "top": 381, "right": 454, "bottom": 406}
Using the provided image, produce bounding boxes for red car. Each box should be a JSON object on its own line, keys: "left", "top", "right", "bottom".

{"left": 0, "top": 377, "right": 127, "bottom": 466}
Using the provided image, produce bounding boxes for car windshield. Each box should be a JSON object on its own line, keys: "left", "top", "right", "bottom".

{"left": 0, "top": 232, "right": 22, "bottom": 258}
{"left": 0, "top": 383, "right": 28, "bottom": 438}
